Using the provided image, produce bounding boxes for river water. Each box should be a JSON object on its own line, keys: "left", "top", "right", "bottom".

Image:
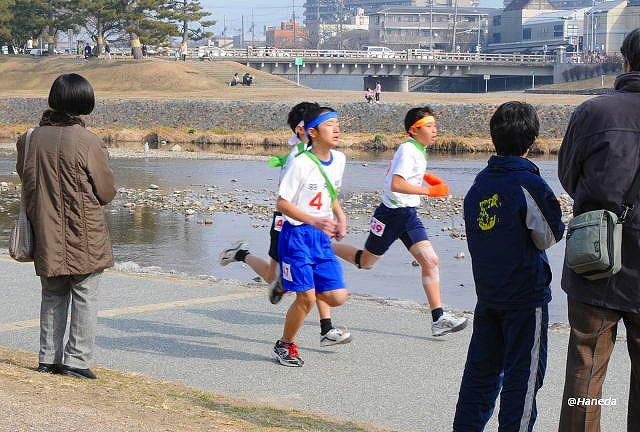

{"left": 0, "top": 150, "right": 571, "bottom": 323}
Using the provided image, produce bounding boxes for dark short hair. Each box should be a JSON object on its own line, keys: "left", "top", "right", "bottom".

{"left": 287, "top": 102, "right": 320, "bottom": 132}
{"left": 490, "top": 101, "right": 539, "bottom": 156}
{"left": 48, "top": 74, "right": 95, "bottom": 116}
{"left": 621, "top": 28, "right": 640, "bottom": 71}
{"left": 404, "top": 106, "right": 435, "bottom": 134}
{"left": 302, "top": 105, "right": 336, "bottom": 145}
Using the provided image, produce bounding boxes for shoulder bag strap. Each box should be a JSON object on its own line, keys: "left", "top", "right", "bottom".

{"left": 302, "top": 151, "right": 338, "bottom": 203}
{"left": 23, "top": 128, "right": 34, "bottom": 171}
{"left": 620, "top": 164, "right": 640, "bottom": 222}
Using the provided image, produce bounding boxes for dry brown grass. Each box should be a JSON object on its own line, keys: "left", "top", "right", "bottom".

{"left": 0, "top": 56, "right": 228, "bottom": 95}
{"left": 0, "top": 345, "right": 389, "bottom": 432}
{"left": 535, "top": 73, "right": 617, "bottom": 91}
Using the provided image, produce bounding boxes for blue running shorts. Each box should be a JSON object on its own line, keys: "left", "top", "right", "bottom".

{"left": 364, "top": 203, "right": 429, "bottom": 256}
{"left": 278, "top": 222, "right": 345, "bottom": 293}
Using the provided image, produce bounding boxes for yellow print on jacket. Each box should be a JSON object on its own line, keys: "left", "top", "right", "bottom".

{"left": 478, "top": 194, "right": 500, "bottom": 231}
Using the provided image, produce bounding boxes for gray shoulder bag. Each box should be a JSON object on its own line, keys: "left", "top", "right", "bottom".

{"left": 9, "top": 129, "right": 35, "bottom": 262}
{"left": 565, "top": 168, "right": 640, "bottom": 280}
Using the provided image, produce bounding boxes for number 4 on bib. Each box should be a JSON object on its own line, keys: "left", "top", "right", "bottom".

{"left": 309, "top": 192, "right": 323, "bottom": 210}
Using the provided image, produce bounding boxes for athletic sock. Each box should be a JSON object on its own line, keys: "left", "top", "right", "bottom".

{"left": 431, "top": 307, "right": 444, "bottom": 322}
{"left": 234, "top": 249, "right": 250, "bottom": 262}
{"left": 320, "top": 318, "right": 333, "bottom": 335}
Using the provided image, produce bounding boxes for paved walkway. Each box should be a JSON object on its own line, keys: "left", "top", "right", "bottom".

{"left": 0, "top": 257, "right": 631, "bottom": 431}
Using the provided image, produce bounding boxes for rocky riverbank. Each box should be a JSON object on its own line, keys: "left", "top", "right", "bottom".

{"left": 0, "top": 177, "right": 575, "bottom": 239}
{"left": 0, "top": 97, "right": 574, "bottom": 152}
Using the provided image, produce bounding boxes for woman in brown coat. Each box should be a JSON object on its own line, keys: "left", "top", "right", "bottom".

{"left": 16, "top": 74, "right": 116, "bottom": 379}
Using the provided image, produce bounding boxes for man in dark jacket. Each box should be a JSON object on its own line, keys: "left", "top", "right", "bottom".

{"left": 558, "top": 28, "right": 640, "bottom": 432}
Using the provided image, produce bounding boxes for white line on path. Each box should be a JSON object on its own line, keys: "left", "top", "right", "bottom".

{"left": 0, "top": 292, "right": 262, "bottom": 333}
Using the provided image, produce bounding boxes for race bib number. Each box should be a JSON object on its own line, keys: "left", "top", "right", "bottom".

{"left": 274, "top": 215, "right": 285, "bottom": 232}
{"left": 282, "top": 263, "right": 293, "bottom": 282}
{"left": 370, "top": 217, "right": 386, "bottom": 237}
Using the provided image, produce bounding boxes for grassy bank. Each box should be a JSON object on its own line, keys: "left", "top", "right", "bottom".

{"left": 0, "top": 124, "right": 562, "bottom": 154}
{"left": 0, "top": 345, "right": 387, "bottom": 432}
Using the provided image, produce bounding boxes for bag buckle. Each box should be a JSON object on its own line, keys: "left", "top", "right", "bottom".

{"left": 621, "top": 205, "right": 632, "bottom": 223}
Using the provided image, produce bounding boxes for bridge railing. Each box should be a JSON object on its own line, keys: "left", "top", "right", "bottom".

{"left": 193, "top": 47, "right": 553, "bottom": 64}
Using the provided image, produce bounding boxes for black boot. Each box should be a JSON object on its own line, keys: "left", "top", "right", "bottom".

{"left": 37, "top": 363, "right": 62, "bottom": 374}
{"left": 61, "top": 365, "right": 97, "bottom": 379}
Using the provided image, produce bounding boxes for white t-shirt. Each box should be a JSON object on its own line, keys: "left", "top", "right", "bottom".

{"left": 381, "top": 139, "right": 427, "bottom": 208}
{"left": 278, "top": 149, "right": 346, "bottom": 225}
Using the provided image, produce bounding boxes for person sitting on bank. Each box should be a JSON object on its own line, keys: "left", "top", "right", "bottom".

{"left": 230, "top": 73, "right": 239, "bottom": 86}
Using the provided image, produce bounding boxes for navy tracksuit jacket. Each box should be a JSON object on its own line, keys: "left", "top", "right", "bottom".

{"left": 453, "top": 156, "right": 565, "bottom": 432}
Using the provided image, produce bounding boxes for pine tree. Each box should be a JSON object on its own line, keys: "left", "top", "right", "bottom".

{"left": 119, "top": 0, "right": 178, "bottom": 59}
{"left": 73, "top": 0, "right": 122, "bottom": 55}
{"left": 160, "top": 0, "right": 215, "bottom": 47}
{"left": 0, "top": 0, "right": 15, "bottom": 44}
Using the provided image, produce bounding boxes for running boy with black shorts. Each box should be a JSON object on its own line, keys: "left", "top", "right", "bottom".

{"left": 453, "top": 102, "right": 564, "bottom": 431}
{"left": 332, "top": 106, "right": 468, "bottom": 336}
{"left": 219, "top": 102, "right": 351, "bottom": 347}
{"left": 272, "top": 105, "right": 349, "bottom": 367}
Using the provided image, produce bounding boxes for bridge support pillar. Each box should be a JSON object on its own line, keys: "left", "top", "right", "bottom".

{"left": 364, "top": 76, "right": 409, "bottom": 93}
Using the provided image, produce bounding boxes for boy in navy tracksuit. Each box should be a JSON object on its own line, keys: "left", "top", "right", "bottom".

{"left": 453, "top": 102, "right": 565, "bottom": 432}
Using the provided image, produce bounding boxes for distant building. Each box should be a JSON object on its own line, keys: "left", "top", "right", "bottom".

{"left": 214, "top": 38, "right": 234, "bottom": 49}
{"left": 488, "top": 7, "right": 586, "bottom": 52}
{"left": 307, "top": 8, "right": 370, "bottom": 48}
{"left": 505, "top": 0, "right": 594, "bottom": 8}
{"left": 265, "top": 21, "right": 308, "bottom": 48}
{"left": 368, "top": 6, "right": 493, "bottom": 52}
{"left": 303, "top": 0, "right": 480, "bottom": 25}
{"left": 583, "top": 0, "right": 640, "bottom": 54}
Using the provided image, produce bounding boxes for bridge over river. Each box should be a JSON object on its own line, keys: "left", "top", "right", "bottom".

{"left": 194, "top": 48, "right": 558, "bottom": 92}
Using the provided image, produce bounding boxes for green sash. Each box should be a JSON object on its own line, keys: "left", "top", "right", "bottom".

{"left": 301, "top": 151, "right": 338, "bottom": 202}
{"left": 268, "top": 141, "right": 306, "bottom": 168}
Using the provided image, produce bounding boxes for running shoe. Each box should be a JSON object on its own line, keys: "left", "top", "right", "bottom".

{"left": 268, "top": 274, "right": 285, "bottom": 304}
{"left": 218, "top": 241, "right": 247, "bottom": 266}
{"left": 432, "top": 312, "right": 469, "bottom": 337}
{"left": 320, "top": 327, "right": 353, "bottom": 346}
{"left": 272, "top": 340, "right": 303, "bottom": 367}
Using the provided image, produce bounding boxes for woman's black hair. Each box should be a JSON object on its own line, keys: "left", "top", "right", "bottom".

{"left": 287, "top": 102, "right": 320, "bottom": 132}
{"left": 621, "top": 28, "right": 640, "bottom": 72}
{"left": 404, "top": 106, "right": 435, "bottom": 135}
{"left": 302, "top": 106, "right": 336, "bottom": 145}
{"left": 490, "top": 101, "right": 539, "bottom": 156}
{"left": 48, "top": 73, "right": 95, "bottom": 116}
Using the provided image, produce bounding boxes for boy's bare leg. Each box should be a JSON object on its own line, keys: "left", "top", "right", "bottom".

{"left": 409, "top": 241, "right": 442, "bottom": 310}
{"left": 244, "top": 256, "right": 278, "bottom": 284}
{"left": 332, "top": 244, "right": 381, "bottom": 270}
{"left": 282, "top": 291, "right": 316, "bottom": 342}
{"left": 316, "top": 289, "right": 349, "bottom": 307}
{"left": 316, "top": 298, "right": 332, "bottom": 320}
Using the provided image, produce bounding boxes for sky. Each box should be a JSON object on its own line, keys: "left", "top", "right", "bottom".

{"left": 202, "top": 0, "right": 503, "bottom": 39}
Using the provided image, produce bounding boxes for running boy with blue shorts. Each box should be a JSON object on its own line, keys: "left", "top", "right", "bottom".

{"left": 219, "top": 102, "right": 351, "bottom": 347}
{"left": 272, "top": 105, "right": 349, "bottom": 367}
{"left": 453, "top": 102, "right": 565, "bottom": 431}
{"left": 333, "top": 106, "right": 468, "bottom": 336}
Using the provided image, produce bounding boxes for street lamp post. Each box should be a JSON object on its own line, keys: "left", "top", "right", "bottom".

{"left": 430, "top": 0, "right": 434, "bottom": 52}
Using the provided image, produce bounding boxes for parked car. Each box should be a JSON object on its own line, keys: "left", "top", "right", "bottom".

{"left": 28, "top": 48, "right": 49, "bottom": 56}
{"left": 408, "top": 49, "right": 435, "bottom": 60}
{"left": 198, "top": 45, "right": 227, "bottom": 59}
{"left": 362, "top": 46, "right": 395, "bottom": 58}
{"left": 320, "top": 50, "right": 350, "bottom": 58}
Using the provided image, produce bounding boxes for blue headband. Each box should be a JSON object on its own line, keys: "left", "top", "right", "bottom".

{"left": 305, "top": 111, "right": 338, "bottom": 138}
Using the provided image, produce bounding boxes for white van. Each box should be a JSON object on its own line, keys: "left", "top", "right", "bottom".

{"left": 363, "top": 46, "right": 395, "bottom": 58}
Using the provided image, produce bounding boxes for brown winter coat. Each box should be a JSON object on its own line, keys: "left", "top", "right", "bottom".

{"left": 16, "top": 112, "right": 116, "bottom": 277}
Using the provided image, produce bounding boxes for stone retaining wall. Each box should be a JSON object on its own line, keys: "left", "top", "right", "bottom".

{"left": 0, "top": 98, "right": 577, "bottom": 139}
